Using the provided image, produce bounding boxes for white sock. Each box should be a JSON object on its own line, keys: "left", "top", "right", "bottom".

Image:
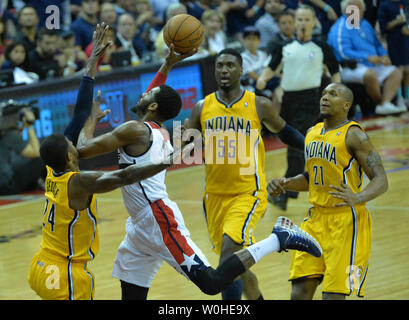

{"left": 246, "top": 234, "right": 280, "bottom": 263}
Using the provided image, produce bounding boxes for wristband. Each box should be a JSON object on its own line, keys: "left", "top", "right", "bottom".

{"left": 323, "top": 4, "right": 331, "bottom": 12}
{"left": 252, "top": 5, "right": 260, "bottom": 12}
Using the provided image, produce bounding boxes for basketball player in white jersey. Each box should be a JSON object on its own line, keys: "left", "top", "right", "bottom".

{"left": 76, "top": 45, "right": 323, "bottom": 299}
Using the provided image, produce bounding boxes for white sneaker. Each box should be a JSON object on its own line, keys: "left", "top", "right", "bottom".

{"left": 375, "top": 102, "right": 403, "bottom": 115}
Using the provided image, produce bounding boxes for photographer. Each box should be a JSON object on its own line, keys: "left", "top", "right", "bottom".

{"left": 0, "top": 107, "right": 45, "bottom": 195}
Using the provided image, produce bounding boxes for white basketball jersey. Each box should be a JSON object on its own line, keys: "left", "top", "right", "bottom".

{"left": 118, "top": 121, "right": 173, "bottom": 218}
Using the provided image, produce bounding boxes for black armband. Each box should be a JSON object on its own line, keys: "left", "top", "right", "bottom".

{"left": 277, "top": 124, "right": 305, "bottom": 151}
{"left": 64, "top": 76, "right": 94, "bottom": 146}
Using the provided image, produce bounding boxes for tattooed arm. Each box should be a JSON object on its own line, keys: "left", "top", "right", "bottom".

{"left": 329, "top": 126, "right": 388, "bottom": 207}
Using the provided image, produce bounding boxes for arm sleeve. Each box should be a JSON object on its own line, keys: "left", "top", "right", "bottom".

{"left": 64, "top": 76, "right": 94, "bottom": 146}
{"left": 277, "top": 123, "right": 305, "bottom": 151}
{"left": 145, "top": 71, "right": 167, "bottom": 92}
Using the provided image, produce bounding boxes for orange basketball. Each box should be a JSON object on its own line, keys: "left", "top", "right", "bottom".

{"left": 163, "top": 14, "right": 204, "bottom": 54}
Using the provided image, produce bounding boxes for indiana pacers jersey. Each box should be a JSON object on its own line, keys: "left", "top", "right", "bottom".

{"left": 41, "top": 166, "right": 99, "bottom": 262}
{"left": 305, "top": 121, "right": 364, "bottom": 208}
{"left": 200, "top": 90, "right": 266, "bottom": 195}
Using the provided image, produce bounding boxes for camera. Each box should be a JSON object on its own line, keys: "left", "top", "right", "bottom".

{"left": 0, "top": 99, "right": 40, "bottom": 133}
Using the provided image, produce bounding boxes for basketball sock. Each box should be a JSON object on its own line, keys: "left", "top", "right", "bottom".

{"left": 246, "top": 234, "right": 280, "bottom": 263}
{"left": 221, "top": 279, "right": 243, "bottom": 300}
{"left": 397, "top": 87, "right": 403, "bottom": 98}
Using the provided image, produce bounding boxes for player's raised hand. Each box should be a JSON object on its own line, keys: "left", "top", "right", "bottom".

{"left": 165, "top": 44, "right": 198, "bottom": 66}
{"left": 91, "top": 90, "right": 110, "bottom": 122}
{"left": 91, "top": 22, "right": 113, "bottom": 58}
{"left": 329, "top": 180, "right": 362, "bottom": 207}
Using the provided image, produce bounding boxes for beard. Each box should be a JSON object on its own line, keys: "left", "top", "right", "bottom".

{"left": 319, "top": 112, "right": 331, "bottom": 120}
{"left": 131, "top": 99, "right": 149, "bottom": 119}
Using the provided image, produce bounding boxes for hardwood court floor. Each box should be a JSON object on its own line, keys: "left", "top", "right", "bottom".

{"left": 1, "top": 115, "right": 408, "bottom": 300}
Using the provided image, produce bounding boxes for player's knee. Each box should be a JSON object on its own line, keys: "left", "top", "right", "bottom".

{"left": 192, "top": 268, "right": 226, "bottom": 296}
{"left": 290, "top": 278, "right": 320, "bottom": 300}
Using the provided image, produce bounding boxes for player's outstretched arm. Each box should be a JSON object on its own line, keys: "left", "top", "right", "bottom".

{"left": 68, "top": 143, "right": 194, "bottom": 209}
{"left": 255, "top": 95, "right": 305, "bottom": 151}
{"left": 329, "top": 126, "right": 388, "bottom": 207}
{"left": 145, "top": 44, "right": 197, "bottom": 92}
{"left": 77, "top": 119, "right": 149, "bottom": 159}
{"left": 64, "top": 23, "right": 113, "bottom": 145}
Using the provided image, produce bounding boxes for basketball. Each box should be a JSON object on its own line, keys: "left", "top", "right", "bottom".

{"left": 163, "top": 14, "right": 204, "bottom": 54}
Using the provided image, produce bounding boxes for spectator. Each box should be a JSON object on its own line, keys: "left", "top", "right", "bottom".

{"left": 327, "top": 0, "right": 405, "bottom": 115}
{"left": 221, "top": 0, "right": 264, "bottom": 41}
{"left": 14, "top": 5, "right": 39, "bottom": 53}
{"left": 308, "top": 0, "right": 341, "bottom": 38}
{"left": 241, "top": 26, "right": 274, "bottom": 97}
{"left": 257, "top": 4, "right": 340, "bottom": 210}
{"left": 0, "top": 1, "right": 18, "bottom": 38}
{"left": 71, "top": 0, "right": 100, "bottom": 50}
{"left": 1, "top": 41, "right": 39, "bottom": 84}
{"left": 154, "top": 2, "right": 187, "bottom": 62}
{"left": 59, "top": 30, "right": 88, "bottom": 75}
{"left": 117, "top": 0, "right": 138, "bottom": 17}
{"left": 378, "top": 0, "right": 409, "bottom": 106}
{"left": 149, "top": 0, "right": 179, "bottom": 24}
{"left": 200, "top": 9, "right": 227, "bottom": 55}
{"left": 266, "top": 10, "right": 296, "bottom": 54}
{"left": 28, "top": 28, "right": 61, "bottom": 80}
{"left": 134, "top": 0, "right": 162, "bottom": 51}
{"left": 100, "top": 2, "right": 118, "bottom": 28}
{"left": 179, "top": 0, "right": 215, "bottom": 20}
{"left": 0, "top": 16, "right": 11, "bottom": 64}
{"left": 0, "top": 107, "right": 45, "bottom": 195}
{"left": 255, "top": 0, "right": 285, "bottom": 50}
{"left": 115, "top": 13, "right": 147, "bottom": 65}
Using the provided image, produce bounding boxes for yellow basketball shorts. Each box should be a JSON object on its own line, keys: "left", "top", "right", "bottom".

{"left": 203, "top": 191, "right": 267, "bottom": 255}
{"left": 289, "top": 205, "right": 372, "bottom": 297}
{"left": 28, "top": 249, "right": 95, "bottom": 300}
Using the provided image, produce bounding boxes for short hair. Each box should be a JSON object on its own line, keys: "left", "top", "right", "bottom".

{"left": 17, "top": 5, "right": 38, "bottom": 24}
{"left": 154, "top": 84, "right": 182, "bottom": 121}
{"left": 278, "top": 9, "right": 295, "bottom": 21}
{"left": 341, "top": 0, "right": 366, "bottom": 13}
{"left": 243, "top": 26, "right": 261, "bottom": 38}
{"left": 216, "top": 48, "right": 243, "bottom": 66}
{"left": 337, "top": 83, "right": 354, "bottom": 104}
{"left": 40, "top": 133, "right": 69, "bottom": 172}
{"left": 296, "top": 4, "right": 316, "bottom": 17}
{"left": 37, "top": 28, "right": 58, "bottom": 42}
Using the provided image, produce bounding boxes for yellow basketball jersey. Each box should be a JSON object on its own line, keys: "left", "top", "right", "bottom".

{"left": 41, "top": 166, "right": 99, "bottom": 262}
{"left": 305, "top": 121, "right": 364, "bottom": 208}
{"left": 200, "top": 90, "right": 266, "bottom": 195}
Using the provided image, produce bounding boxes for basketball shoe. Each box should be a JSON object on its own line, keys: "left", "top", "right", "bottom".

{"left": 272, "top": 216, "right": 322, "bottom": 258}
